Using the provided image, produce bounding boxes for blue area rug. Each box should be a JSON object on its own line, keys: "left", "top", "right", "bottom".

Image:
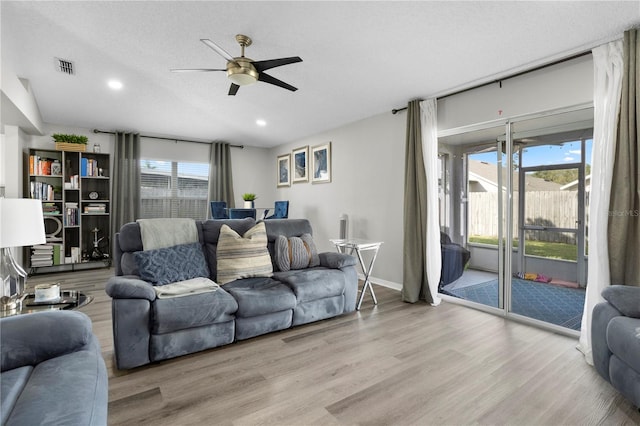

{"left": 446, "top": 278, "right": 585, "bottom": 330}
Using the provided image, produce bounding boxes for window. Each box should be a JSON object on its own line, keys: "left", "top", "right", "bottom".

{"left": 139, "top": 160, "right": 209, "bottom": 219}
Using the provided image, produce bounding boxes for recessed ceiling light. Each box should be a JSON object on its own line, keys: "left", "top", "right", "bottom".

{"left": 256, "top": 119, "right": 267, "bottom": 127}
{"left": 108, "top": 80, "right": 123, "bottom": 90}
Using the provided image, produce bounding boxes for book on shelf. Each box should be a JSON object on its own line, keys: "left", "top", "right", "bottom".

{"left": 64, "top": 175, "right": 80, "bottom": 189}
{"left": 29, "top": 155, "right": 60, "bottom": 176}
{"left": 81, "top": 158, "right": 101, "bottom": 177}
{"left": 52, "top": 244, "right": 62, "bottom": 265}
{"left": 64, "top": 202, "right": 79, "bottom": 226}
{"left": 84, "top": 203, "right": 107, "bottom": 213}
{"left": 30, "top": 182, "right": 58, "bottom": 201}
{"left": 31, "top": 243, "right": 54, "bottom": 267}
{"left": 42, "top": 202, "right": 60, "bottom": 215}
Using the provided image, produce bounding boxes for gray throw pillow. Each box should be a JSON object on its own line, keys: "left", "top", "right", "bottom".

{"left": 134, "top": 242, "right": 210, "bottom": 286}
{"left": 275, "top": 233, "right": 320, "bottom": 271}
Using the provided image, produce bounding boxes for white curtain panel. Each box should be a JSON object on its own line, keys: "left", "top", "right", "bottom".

{"left": 420, "top": 99, "right": 442, "bottom": 306}
{"left": 577, "top": 40, "right": 623, "bottom": 364}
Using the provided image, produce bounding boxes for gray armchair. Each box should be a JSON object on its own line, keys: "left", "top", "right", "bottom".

{"left": 0, "top": 310, "right": 109, "bottom": 425}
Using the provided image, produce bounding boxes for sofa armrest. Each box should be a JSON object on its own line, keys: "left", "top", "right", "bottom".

{"left": 602, "top": 285, "right": 640, "bottom": 318}
{"left": 1, "top": 311, "right": 93, "bottom": 372}
{"left": 319, "top": 252, "right": 357, "bottom": 269}
{"left": 106, "top": 275, "right": 157, "bottom": 301}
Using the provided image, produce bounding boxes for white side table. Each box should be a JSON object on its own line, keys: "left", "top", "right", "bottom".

{"left": 330, "top": 238, "right": 383, "bottom": 310}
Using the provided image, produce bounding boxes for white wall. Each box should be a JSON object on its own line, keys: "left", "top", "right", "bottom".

{"left": 0, "top": 133, "right": 4, "bottom": 195}
{"left": 268, "top": 111, "right": 406, "bottom": 287}
{"left": 231, "top": 145, "right": 274, "bottom": 209}
{"left": 437, "top": 55, "right": 593, "bottom": 132}
{"left": 2, "top": 125, "right": 29, "bottom": 198}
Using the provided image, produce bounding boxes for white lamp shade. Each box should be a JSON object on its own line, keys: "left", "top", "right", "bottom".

{"left": 0, "top": 198, "right": 46, "bottom": 248}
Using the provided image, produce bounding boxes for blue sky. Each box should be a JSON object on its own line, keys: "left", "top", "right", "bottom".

{"left": 470, "top": 140, "right": 593, "bottom": 168}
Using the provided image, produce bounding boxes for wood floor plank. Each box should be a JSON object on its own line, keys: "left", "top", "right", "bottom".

{"left": 25, "top": 268, "right": 640, "bottom": 425}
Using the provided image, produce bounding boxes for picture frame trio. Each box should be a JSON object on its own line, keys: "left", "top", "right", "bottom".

{"left": 277, "top": 142, "right": 331, "bottom": 187}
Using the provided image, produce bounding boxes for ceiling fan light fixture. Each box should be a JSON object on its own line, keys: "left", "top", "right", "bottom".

{"left": 227, "top": 59, "right": 258, "bottom": 86}
{"left": 228, "top": 72, "right": 257, "bottom": 86}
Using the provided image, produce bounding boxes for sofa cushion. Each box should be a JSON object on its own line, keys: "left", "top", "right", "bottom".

{"left": 151, "top": 287, "right": 238, "bottom": 334}
{"left": 606, "top": 316, "right": 640, "bottom": 374}
{"left": 293, "top": 295, "right": 345, "bottom": 326}
{"left": 1, "top": 366, "right": 33, "bottom": 425}
{"left": 216, "top": 222, "right": 273, "bottom": 285}
{"left": 275, "top": 233, "right": 320, "bottom": 271}
{"left": 135, "top": 242, "right": 210, "bottom": 286}
{"left": 223, "top": 277, "right": 296, "bottom": 317}
{"left": 6, "top": 349, "right": 107, "bottom": 426}
{"left": 274, "top": 268, "right": 346, "bottom": 303}
{"left": 235, "top": 310, "right": 293, "bottom": 341}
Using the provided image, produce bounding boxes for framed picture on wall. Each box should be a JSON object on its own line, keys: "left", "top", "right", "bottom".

{"left": 277, "top": 153, "right": 291, "bottom": 187}
{"left": 311, "top": 142, "right": 331, "bottom": 184}
{"left": 292, "top": 146, "right": 309, "bottom": 183}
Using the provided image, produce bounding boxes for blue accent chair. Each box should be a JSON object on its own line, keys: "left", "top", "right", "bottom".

{"left": 229, "top": 208, "right": 256, "bottom": 219}
{"left": 265, "top": 201, "right": 289, "bottom": 219}
{"left": 210, "top": 201, "right": 229, "bottom": 219}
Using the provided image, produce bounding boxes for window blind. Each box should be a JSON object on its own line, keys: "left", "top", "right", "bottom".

{"left": 140, "top": 159, "right": 209, "bottom": 219}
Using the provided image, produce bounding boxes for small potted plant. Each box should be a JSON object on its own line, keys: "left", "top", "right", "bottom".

{"left": 242, "top": 193, "right": 257, "bottom": 208}
{"left": 52, "top": 133, "right": 89, "bottom": 152}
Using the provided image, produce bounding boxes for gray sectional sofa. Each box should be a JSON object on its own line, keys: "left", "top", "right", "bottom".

{"left": 106, "top": 218, "right": 358, "bottom": 370}
{"left": 592, "top": 285, "right": 640, "bottom": 408}
{"left": 0, "top": 310, "right": 109, "bottom": 425}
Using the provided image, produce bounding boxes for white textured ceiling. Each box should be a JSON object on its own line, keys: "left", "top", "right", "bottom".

{"left": 2, "top": 1, "right": 639, "bottom": 148}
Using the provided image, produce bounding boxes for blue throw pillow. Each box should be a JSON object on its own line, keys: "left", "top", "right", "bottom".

{"left": 134, "top": 242, "right": 210, "bottom": 286}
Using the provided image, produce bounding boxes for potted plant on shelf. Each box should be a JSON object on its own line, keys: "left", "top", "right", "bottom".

{"left": 242, "top": 193, "right": 257, "bottom": 208}
{"left": 52, "top": 133, "right": 89, "bottom": 152}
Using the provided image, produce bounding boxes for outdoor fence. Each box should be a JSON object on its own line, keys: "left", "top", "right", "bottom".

{"left": 468, "top": 190, "right": 582, "bottom": 244}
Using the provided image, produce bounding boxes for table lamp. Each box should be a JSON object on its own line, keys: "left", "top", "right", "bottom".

{"left": 0, "top": 198, "right": 46, "bottom": 311}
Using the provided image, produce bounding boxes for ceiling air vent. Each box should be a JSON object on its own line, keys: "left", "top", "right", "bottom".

{"left": 55, "top": 58, "right": 75, "bottom": 75}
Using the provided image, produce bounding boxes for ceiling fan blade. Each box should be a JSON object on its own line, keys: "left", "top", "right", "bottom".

{"left": 228, "top": 84, "right": 240, "bottom": 96}
{"left": 258, "top": 72, "right": 298, "bottom": 92}
{"left": 170, "top": 68, "right": 226, "bottom": 72}
{"left": 253, "top": 56, "right": 303, "bottom": 72}
{"left": 201, "top": 39, "right": 235, "bottom": 62}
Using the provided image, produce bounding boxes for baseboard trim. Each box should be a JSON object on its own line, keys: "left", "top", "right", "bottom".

{"left": 357, "top": 273, "right": 402, "bottom": 291}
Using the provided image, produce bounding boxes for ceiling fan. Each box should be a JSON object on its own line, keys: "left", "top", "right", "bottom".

{"left": 171, "top": 34, "right": 302, "bottom": 96}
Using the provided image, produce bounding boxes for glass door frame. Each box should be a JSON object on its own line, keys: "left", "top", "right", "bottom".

{"left": 438, "top": 102, "right": 592, "bottom": 337}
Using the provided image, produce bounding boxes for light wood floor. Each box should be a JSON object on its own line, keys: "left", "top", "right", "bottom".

{"left": 28, "top": 268, "right": 640, "bottom": 425}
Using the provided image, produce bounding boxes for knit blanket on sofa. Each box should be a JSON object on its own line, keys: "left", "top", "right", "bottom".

{"left": 153, "top": 277, "right": 219, "bottom": 299}
{"left": 137, "top": 218, "right": 198, "bottom": 250}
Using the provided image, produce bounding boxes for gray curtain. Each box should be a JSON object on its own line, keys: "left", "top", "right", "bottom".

{"left": 208, "top": 142, "right": 235, "bottom": 214}
{"left": 608, "top": 29, "right": 640, "bottom": 286}
{"left": 402, "top": 99, "right": 433, "bottom": 303}
{"left": 111, "top": 132, "right": 140, "bottom": 238}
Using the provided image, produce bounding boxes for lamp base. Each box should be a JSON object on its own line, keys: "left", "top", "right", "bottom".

{"left": 1, "top": 247, "right": 28, "bottom": 311}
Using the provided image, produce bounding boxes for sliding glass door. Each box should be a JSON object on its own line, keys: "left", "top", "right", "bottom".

{"left": 438, "top": 105, "right": 592, "bottom": 334}
{"left": 439, "top": 123, "right": 507, "bottom": 312}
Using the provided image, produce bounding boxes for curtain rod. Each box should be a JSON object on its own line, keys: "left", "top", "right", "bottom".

{"left": 92, "top": 129, "right": 244, "bottom": 149}
{"left": 391, "top": 50, "right": 591, "bottom": 114}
